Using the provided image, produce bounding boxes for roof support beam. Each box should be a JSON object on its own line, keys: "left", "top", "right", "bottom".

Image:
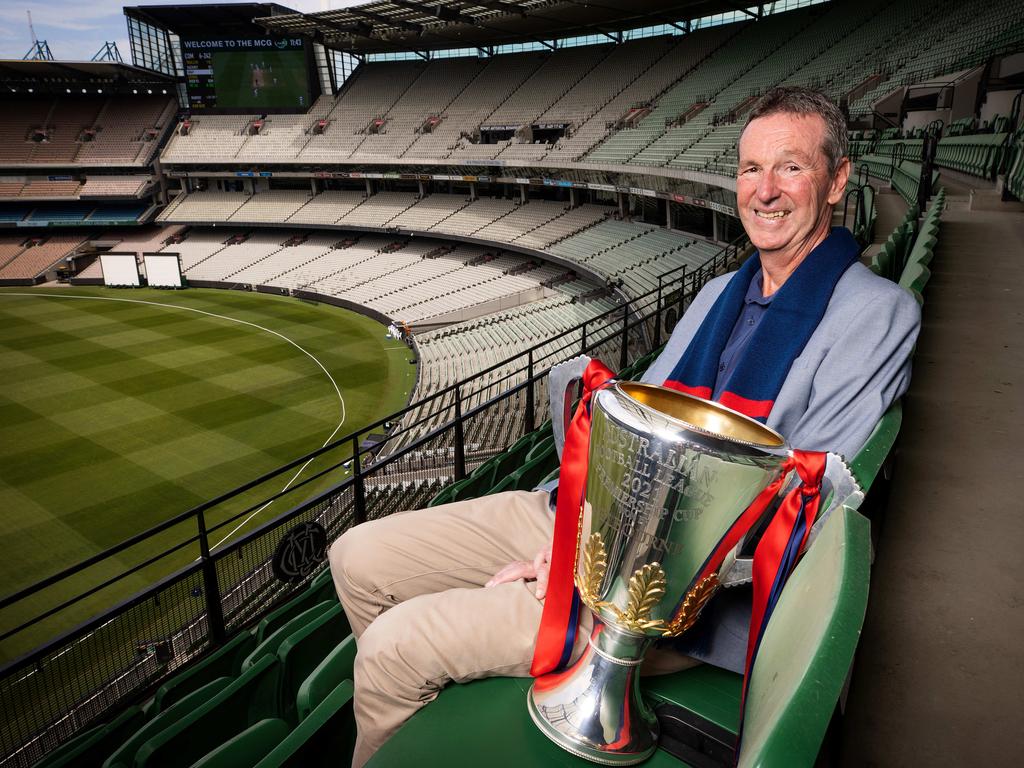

{"left": 299, "top": 14, "right": 379, "bottom": 44}
{"left": 719, "top": 2, "right": 761, "bottom": 19}
{"left": 387, "top": 0, "right": 478, "bottom": 26}
{"left": 344, "top": 7, "right": 424, "bottom": 34}
{"left": 463, "top": 1, "right": 527, "bottom": 15}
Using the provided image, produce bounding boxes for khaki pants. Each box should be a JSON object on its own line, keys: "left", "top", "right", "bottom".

{"left": 329, "top": 490, "right": 696, "bottom": 767}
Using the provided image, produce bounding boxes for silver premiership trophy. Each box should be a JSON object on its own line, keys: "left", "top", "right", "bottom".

{"left": 528, "top": 367, "right": 791, "bottom": 765}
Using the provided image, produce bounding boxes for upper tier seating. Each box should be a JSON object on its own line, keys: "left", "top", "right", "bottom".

{"left": 79, "top": 176, "right": 152, "bottom": 197}
{"left": 158, "top": 190, "right": 607, "bottom": 249}
{"left": 0, "top": 96, "right": 175, "bottom": 167}
{"left": 155, "top": 0, "right": 1023, "bottom": 176}
{"left": 0, "top": 176, "right": 151, "bottom": 200}
{"left": 848, "top": 0, "right": 1024, "bottom": 119}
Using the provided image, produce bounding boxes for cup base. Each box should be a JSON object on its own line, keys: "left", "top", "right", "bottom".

{"left": 527, "top": 621, "right": 658, "bottom": 765}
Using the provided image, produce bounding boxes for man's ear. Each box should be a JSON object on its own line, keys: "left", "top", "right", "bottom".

{"left": 827, "top": 157, "right": 851, "bottom": 205}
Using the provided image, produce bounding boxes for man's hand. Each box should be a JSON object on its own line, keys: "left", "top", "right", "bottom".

{"left": 485, "top": 547, "right": 553, "bottom": 599}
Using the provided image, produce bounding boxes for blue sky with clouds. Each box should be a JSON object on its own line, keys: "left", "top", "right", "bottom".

{"left": 0, "top": 0, "right": 361, "bottom": 62}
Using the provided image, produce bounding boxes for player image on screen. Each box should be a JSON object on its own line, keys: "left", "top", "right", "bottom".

{"left": 214, "top": 49, "right": 308, "bottom": 109}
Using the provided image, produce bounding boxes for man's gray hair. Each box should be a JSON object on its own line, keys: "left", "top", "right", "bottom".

{"left": 742, "top": 86, "right": 848, "bottom": 175}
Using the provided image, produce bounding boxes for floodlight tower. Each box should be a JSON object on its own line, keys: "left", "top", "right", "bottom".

{"left": 23, "top": 11, "right": 54, "bottom": 61}
{"left": 92, "top": 42, "right": 124, "bottom": 62}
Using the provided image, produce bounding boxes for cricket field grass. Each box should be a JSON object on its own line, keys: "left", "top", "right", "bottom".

{"left": 0, "top": 286, "right": 416, "bottom": 661}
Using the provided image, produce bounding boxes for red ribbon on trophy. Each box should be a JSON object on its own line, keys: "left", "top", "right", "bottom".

{"left": 735, "top": 450, "right": 826, "bottom": 746}
{"left": 530, "top": 359, "right": 615, "bottom": 677}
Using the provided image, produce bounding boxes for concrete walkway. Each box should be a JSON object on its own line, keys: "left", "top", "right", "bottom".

{"left": 840, "top": 200, "right": 1024, "bottom": 765}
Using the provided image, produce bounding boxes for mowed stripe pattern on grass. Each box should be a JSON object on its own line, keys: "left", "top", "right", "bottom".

{"left": 0, "top": 287, "right": 415, "bottom": 658}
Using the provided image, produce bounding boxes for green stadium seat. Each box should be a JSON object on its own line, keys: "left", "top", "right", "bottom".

{"left": 134, "top": 655, "right": 283, "bottom": 768}
{"left": 253, "top": 681, "right": 356, "bottom": 768}
{"left": 149, "top": 630, "right": 257, "bottom": 715}
{"left": 275, "top": 603, "right": 351, "bottom": 724}
{"left": 487, "top": 441, "right": 558, "bottom": 494}
{"left": 428, "top": 428, "right": 542, "bottom": 507}
{"left": 244, "top": 601, "right": 336, "bottom": 669}
{"left": 297, "top": 635, "right": 357, "bottom": 721}
{"left": 256, "top": 568, "right": 338, "bottom": 642}
{"left": 33, "top": 706, "right": 144, "bottom": 768}
{"left": 190, "top": 719, "right": 291, "bottom": 768}
{"left": 643, "top": 664, "right": 743, "bottom": 733}
{"left": 738, "top": 507, "right": 870, "bottom": 766}
{"left": 131, "top": 603, "right": 352, "bottom": 768}
{"left": 367, "top": 507, "right": 870, "bottom": 768}
{"left": 899, "top": 262, "right": 931, "bottom": 295}
{"left": 523, "top": 434, "right": 555, "bottom": 464}
{"left": 251, "top": 639, "right": 359, "bottom": 767}
{"left": 426, "top": 475, "right": 474, "bottom": 507}
{"left": 102, "top": 680, "right": 233, "bottom": 768}
{"left": 849, "top": 400, "right": 903, "bottom": 493}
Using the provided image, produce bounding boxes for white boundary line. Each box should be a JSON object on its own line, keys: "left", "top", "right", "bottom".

{"left": 1, "top": 292, "right": 347, "bottom": 550}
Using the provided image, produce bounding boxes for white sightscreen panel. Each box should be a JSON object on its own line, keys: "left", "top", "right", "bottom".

{"left": 144, "top": 253, "right": 182, "bottom": 288}
{"left": 100, "top": 253, "right": 140, "bottom": 286}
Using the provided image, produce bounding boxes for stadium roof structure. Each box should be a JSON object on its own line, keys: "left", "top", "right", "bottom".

{"left": 0, "top": 60, "right": 173, "bottom": 91}
{"left": 124, "top": 3, "right": 299, "bottom": 37}
{"left": 256, "top": 0, "right": 759, "bottom": 54}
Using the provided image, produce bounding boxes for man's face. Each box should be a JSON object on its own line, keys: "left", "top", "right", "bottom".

{"left": 736, "top": 112, "right": 849, "bottom": 261}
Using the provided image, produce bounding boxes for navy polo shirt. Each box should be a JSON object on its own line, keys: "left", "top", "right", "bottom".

{"left": 712, "top": 270, "right": 774, "bottom": 400}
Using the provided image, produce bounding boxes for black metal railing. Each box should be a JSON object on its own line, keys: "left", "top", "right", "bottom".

{"left": 0, "top": 235, "right": 744, "bottom": 768}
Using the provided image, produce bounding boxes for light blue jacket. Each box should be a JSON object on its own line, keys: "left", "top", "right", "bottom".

{"left": 642, "top": 261, "right": 921, "bottom": 462}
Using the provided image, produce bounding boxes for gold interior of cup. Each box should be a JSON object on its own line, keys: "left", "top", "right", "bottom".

{"left": 618, "top": 382, "right": 785, "bottom": 447}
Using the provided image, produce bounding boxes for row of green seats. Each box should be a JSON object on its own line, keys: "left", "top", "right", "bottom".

{"left": 892, "top": 160, "right": 939, "bottom": 207}
{"left": 428, "top": 346, "right": 664, "bottom": 507}
{"left": 1006, "top": 136, "right": 1024, "bottom": 201}
{"left": 898, "top": 189, "right": 945, "bottom": 305}
{"left": 426, "top": 421, "right": 555, "bottom": 507}
{"left": 870, "top": 203, "right": 920, "bottom": 282}
{"left": 33, "top": 568, "right": 356, "bottom": 768}
{"left": 856, "top": 153, "right": 894, "bottom": 181}
{"left": 934, "top": 132, "right": 1010, "bottom": 179}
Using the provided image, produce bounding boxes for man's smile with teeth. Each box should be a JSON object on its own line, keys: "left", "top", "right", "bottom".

{"left": 756, "top": 210, "right": 789, "bottom": 219}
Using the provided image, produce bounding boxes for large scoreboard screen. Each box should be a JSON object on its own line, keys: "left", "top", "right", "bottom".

{"left": 182, "top": 37, "right": 311, "bottom": 111}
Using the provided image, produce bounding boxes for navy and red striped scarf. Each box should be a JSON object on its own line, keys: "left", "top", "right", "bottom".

{"left": 664, "top": 227, "right": 860, "bottom": 421}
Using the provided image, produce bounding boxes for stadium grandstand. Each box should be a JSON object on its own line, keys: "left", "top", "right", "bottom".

{"left": 0, "top": 0, "right": 1023, "bottom": 766}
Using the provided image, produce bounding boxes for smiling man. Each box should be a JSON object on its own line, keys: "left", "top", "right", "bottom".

{"left": 644, "top": 86, "right": 920, "bottom": 457}
{"left": 330, "top": 87, "right": 921, "bottom": 766}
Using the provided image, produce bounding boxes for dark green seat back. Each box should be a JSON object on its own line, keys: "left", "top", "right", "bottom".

{"left": 296, "top": 635, "right": 357, "bottom": 720}
{"left": 257, "top": 569, "right": 338, "bottom": 642}
{"left": 243, "top": 601, "right": 335, "bottom": 670}
{"left": 276, "top": 603, "right": 351, "bottom": 725}
{"left": 190, "top": 718, "right": 291, "bottom": 768}
{"left": 33, "top": 706, "right": 143, "bottom": 768}
{"left": 102, "top": 679, "right": 232, "bottom": 768}
{"left": 849, "top": 400, "right": 902, "bottom": 492}
{"left": 737, "top": 507, "right": 870, "bottom": 767}
{"left": 151, "top": 631, "right": 256, "bottom": 714}
{"left": 134, "top": 655, "right": 282, "bottom": 768}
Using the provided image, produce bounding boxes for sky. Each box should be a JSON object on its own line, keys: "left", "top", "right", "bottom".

{"left": 0, "top": 0, "right": 362, "bottom": 63}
